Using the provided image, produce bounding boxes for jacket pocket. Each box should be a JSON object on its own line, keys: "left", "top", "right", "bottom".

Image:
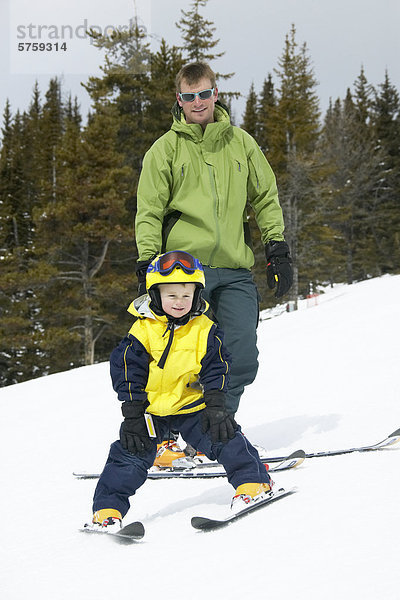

{"left": 243, "top": 219, "right": 253, "bottom": 250}
{"left": 162, "top": 210, "right": 182, "bottom": 252}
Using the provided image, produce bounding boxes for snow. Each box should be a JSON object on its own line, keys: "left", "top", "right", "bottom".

{"left": 1, "top": 275, "right": 399, "bottom": 599}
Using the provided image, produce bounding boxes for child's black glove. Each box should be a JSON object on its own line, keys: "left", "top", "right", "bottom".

{"left": 120, "top": 401, "right": 153, "bottom": 455}
{"left": 265, "top": 241, "right": 293, "bottom": 298}
{"left": 201, "top": 390, "right": 237, "bottom": 444}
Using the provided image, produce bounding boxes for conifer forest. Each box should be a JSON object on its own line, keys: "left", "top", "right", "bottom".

{"left": 1, "top": 1, "right": 400, "bottom": 385}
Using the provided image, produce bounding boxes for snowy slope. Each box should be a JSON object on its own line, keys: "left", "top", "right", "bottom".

{"left": 1, "top": 275, "right": 399, "bottom": 600}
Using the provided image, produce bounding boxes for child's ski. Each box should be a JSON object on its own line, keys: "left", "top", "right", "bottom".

{"left": 191, "top": 486, "right": 297, "bottom": 531}
{"left": 80, "top": 521, "right": 145, "bottom": 544}
{"left": 73, "top": 449, "right": 305, "bottom": 480}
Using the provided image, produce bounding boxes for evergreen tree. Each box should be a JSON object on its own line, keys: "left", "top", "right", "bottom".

{"left": 257, "top": 75, "right": 276, "bottom": 154}
{"left": 241, "top": 82, "right": 258, "bottom": 138}
{"left": 144, "top": 39, "right": 184, "bottom": 143}
{"left": 240, "top": 82, "right": 272, "bottom": 302}
{"left": 372, "top": 71, "right": 400, "bottom": 271}
{"left": 353, "top": 66, "right": 375, "bottom": 127}
{"left": 274, "top": 25, "right": 320, "bottom": 163}
{"left": 0, "top": 102, "right": 17, "bottom": 250}
{"left": 84, "top": 21, "right": 152, "bottom": 177}
{"left": 40, "top": 78, "right": 64, "bottom": 203}
{"left": 271, "top": 25, "right": 321, "bottom": 305}
{"left": 319, "top": 87, "right": 387, "bottom": 284}
{"left": 176, "top": 0, "right": 224, "bottom": 63}
{"left": 175, "top": 0, "right": 236, "bottom": 104}
{"left": 22, "top": 83, "right": 44, "bottom": 227}
{"left": 84, "top": 25, "right": 186, "bottom": 243}
{"left": 0, "top": 102, "right": 21, "bottom": 384}
{"left": 0, "top": 98, "right": 46, "bottom": 385}
{"left": 34, "top": 103, "right": 133, "bottom": 370}
{"left": 2, "top": 111, "right": 27, "bottom": 251}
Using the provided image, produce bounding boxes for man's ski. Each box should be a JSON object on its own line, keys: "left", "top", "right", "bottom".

{"left": 191, "top": 486, "right": 296, "bottom": 531}
{"left": 80, "top": 521, "right": 145, "bottom": 544}
{"left": 248, "top": 427, "right": 400, "bottom": 462}
{"left": 73, "top": 426, "right": 400, "bottom": 481}
{"left": 282, "top": 426, "right": 400, "bottom": 460}
{"left": 73, "top": 449, "right": 306, "bottom": 480}
{"left": 147, "top": 448, "right": 305, "bottom": 479}
{"left": 303, "top": 426, "right": 400, "bottom": 458}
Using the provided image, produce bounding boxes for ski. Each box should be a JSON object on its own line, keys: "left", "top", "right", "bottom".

{"left": 191, "top": 486, "right": 297, "bottom": 531}
{"left": 251, "top": 427, "right": 400, "bottom": 461}
{"left": 74, "top": 426, "right": 400, "bottom": 481}
{"left": 80, "top": 521, "right": 145, "bottom": 544}
{"left": 146, "top": 449, "right": 305, "bottom": 479}
{"left": 73, "top": 449, "right": 306, "bottom": 481}
{"left": 299, "top": 426, "right": 400, "bottom": 459}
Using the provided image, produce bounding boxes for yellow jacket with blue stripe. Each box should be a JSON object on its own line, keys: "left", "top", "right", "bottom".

{"left": 110, "top": 296, "right": 230, "bottom": 416}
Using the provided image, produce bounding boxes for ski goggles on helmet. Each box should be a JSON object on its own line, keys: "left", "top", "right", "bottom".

{"left": 149, "top": 251, "right": 203, "bottom": 276}
{"left": 178, "top": 88, "right": 215, "bottom": 103}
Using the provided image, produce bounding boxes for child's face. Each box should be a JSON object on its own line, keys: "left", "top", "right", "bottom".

{"left": 159, "top": 283, "right": 195, "bottom": 318}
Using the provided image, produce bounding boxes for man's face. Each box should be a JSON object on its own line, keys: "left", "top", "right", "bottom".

{"left": 177, "top": 77, "right": 218, "bottom": 129}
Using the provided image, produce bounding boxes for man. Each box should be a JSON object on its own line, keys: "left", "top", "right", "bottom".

{"left": 135, "top": 62, "right": 292, "bottom": 418}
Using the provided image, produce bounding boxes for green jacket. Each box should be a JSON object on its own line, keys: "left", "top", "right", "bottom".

{"left": 136, "top": 102, "right": 284, "bottom": 269}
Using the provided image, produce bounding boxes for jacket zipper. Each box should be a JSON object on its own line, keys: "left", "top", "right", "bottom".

{"left": 207, "top": 164, "right": 221, "bottom": 265}
{"left": 157, "top": 321, "right": 175, "bottom": 369}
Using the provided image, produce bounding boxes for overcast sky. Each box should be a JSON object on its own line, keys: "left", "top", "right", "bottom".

{"left": 1, "top": 0, "right": 399, "bottom": 127}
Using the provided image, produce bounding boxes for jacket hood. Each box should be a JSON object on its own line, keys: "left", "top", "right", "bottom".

{"left": 128, "top": 294, "right": 155, "bottom": 319}
{"left": 170, "top": 101, "right": 231, "bottom": 142}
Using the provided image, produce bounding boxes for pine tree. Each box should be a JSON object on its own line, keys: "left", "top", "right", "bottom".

{"left": 257, "top": 75, "right": 276, "bottom": 154}
{"left": 319, "top": 87, "right": 387, "bottom": 284}
{"left": 84, "top": 21, "right": 152, "bottom": 176}
{"left": 0, "top": 97, "right": 47, "bottom": 385}
{"left": 84, "top": 24, "right": 185, "bottom": 248}
{"left": 0, "top": 102, "right": 16, "bottom": 250}
{"left": 175, "top": 0, "right": 236, "bottom": 104}
{"left": 0, "top": 102, "right": 23, "bottom": 384}
{"left": 373, "top": 71, "right": 400, "bottom": 162}
{"left": 22, "top": 83, "right": 43, "bottom": 228}
{"left": 176, "top": 0, "right": 224, "bottom": 63}
{"left": 274, "top": 26, "right": 320, "bottom": 162}
{"left": 271, "top": 25, "right": 321, "bottom": 305}
{"left": 143, "top": 39, "right": 184, "bottom": 144}
{"left": 40, "top": 78, "right": 64, "bottom": 203}
{"left": 34, "top": 103, "right": 133, "bottom": 370}
{"left": 372, "top": 71, "right": 400, "bottom": 271}
{"left": 241, "top": 82, "right": 258, "bottom": 138}
{"left": 353, "top": 66, "right": 375, "bottom": 127}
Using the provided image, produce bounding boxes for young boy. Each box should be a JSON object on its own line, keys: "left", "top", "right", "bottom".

{"left": 88, "top": 251, "right": 272, "bottom": 532}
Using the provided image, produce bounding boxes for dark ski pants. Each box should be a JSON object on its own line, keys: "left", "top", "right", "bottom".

{"left": 202, "top": 267, "right": 259, "bottom": 414}
{"left": 92, "top": 411, "right": 270, "bottom": 518}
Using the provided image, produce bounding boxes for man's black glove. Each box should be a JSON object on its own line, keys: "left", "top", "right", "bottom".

{"left": 135, "top": 257, "right": 155, "bottom": 296}
{"left": 265, "top": 241, "right": 293, "bottom": 298}
{"left": 120, "top": 401, "right": 153, "bottom": 455}
{"left": 201, "top": 390, "right": 237, "bottom": 444}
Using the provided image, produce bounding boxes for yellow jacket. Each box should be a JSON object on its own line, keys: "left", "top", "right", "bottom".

{"left": 110, "top": 296, "right": 230, "bottom": 416}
